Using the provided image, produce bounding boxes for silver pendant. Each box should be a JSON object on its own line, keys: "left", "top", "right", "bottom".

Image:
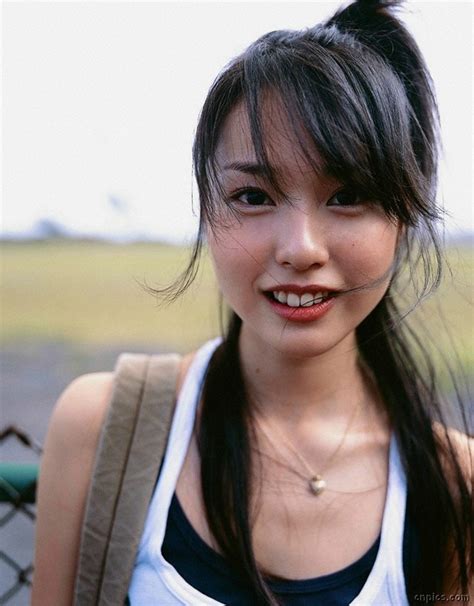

{"left": 309, "top": 475, "right": 326, "bottom": 496}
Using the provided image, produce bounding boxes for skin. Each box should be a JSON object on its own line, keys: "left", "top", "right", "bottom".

{"left": 32, "top": 95, "right": 472, "bottom": 603}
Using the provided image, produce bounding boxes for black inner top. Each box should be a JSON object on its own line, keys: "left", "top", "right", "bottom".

{"left": 158, "top": 490, "right": 420, "bottom": 605}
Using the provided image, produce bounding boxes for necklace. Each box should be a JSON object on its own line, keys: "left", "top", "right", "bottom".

{"left": 254, "top": 398, "right": 362, "bottom": 497}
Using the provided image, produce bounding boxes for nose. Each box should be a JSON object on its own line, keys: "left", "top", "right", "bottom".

{"left": 274, "top": 207, "right": 329, "bottom": 271}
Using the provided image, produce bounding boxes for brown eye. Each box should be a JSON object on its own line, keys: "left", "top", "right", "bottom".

{"left": 231, "top": 188, "right": 271, "bottom": 207}
{"left": 327, "top": 189, "right": 363, "bottom": 207}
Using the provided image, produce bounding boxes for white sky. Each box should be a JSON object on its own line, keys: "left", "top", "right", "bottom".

{"left": 2, "top": 1, "right": 473, "bottom": 243}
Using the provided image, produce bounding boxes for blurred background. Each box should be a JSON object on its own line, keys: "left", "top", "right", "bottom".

{"left": 1, "top": 2, "right": 472, "bottom": 603}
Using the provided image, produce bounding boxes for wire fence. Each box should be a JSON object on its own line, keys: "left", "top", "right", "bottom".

{"left": 0, "top": 426, "right": 42, "bottom": 605}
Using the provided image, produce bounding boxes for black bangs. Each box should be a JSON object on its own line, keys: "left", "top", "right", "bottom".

{"left": 195, "top": 23, "right": 442, "bottom": 233}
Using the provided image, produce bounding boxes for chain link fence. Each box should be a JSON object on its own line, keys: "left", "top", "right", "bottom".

{"left": 0, "top": 426, "right": 42, "bottom": 605}
{"left": 0, "top": 339, "right": 162, "bottom": 606}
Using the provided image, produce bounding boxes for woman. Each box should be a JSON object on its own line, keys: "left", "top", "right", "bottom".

{"left": 32, "top": 0, "right": 472, "bottom": 604}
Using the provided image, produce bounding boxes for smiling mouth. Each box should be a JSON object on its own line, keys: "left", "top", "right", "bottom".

{"left": 263, "top": 291, "right": 337, "bottom": 307}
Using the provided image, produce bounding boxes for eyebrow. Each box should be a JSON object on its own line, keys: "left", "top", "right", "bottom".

{"left": 222, "top": 160, "right": 330, "bottom": 181}
{"left": 222, "top": 161, "right": 274, "bottom": 176}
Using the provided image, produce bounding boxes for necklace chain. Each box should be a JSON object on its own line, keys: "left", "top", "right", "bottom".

{"left": 254, "top": 398, "right": 363, "bottom": 496}
{"left": 252, "top": 445, "right": 385, "bottom": 495}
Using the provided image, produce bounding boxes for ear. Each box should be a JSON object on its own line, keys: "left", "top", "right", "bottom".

{"left": 391, "top": 222, "right": 407, "bottom": 272}
{"left": 395, "top": 222, "right": 407, "bottom": 248}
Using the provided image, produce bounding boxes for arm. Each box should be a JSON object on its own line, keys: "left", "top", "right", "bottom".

{"left": 31, "top": 372, "right": 114, "bottom": 606}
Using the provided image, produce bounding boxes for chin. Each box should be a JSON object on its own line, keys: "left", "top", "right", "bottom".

{"left": 249, "top": 323, "right": 356, "bottom": 361}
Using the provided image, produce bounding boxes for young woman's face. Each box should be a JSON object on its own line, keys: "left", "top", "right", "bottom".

{"left": 206, "top": 98, "right": 400, "bottom": 359}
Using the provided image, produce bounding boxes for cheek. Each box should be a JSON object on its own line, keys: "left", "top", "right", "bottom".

{"left": 333, "top": 219, "right": 399, "bottom": 283}
{"left": 209, "top": 219, "right": 271, "bottom": 269}
{"left": 207, "top": 225, "right": 267, "bottom": 296}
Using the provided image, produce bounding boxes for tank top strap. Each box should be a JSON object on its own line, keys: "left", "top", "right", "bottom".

{"left": 137, "top": 336, "right": 223, "bottom": 560}
{"left": 350, "top": 432, "right": 409, "bottom": 605}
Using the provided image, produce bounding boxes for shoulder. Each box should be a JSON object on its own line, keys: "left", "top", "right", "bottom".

{"left": 46, "top": 348, "right": 196, "bottom": 449}
{"left": 37, "top": 372, "right": 115, "bottom": 497}
{"left": 37, "top": 371, "right": 115, "bottom": 512}
{"left": 48, "top": 372, "right": 114, "bottom": 450}
{"left": 32, "top": 372, "right": 114, "bottom": 604}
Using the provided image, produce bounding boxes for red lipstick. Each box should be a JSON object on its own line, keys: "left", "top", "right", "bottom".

{"left": 263, "top": 291, "right": 336, "bottom": 323}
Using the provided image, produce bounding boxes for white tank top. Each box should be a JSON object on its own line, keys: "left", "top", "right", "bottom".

{"left": 128, "top": 337, "right": 410, "bottom": 605}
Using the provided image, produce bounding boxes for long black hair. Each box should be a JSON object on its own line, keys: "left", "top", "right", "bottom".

{"left": 150, "top": 1, "right": 472, "bottom": 603}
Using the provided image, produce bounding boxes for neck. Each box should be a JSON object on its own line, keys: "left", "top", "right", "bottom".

{"left": 238, "top": 323, "right": 382, "bottom": 430}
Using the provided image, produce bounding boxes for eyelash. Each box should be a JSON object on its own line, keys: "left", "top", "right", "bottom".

{"left": 230, "top": 188, "right": 270, "bottom": 207}
{"left": 228, "top": 187, "right": 364, "bottom": 208}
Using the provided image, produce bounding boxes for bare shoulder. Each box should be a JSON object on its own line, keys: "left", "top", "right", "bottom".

{"left": 38, "top": 372, "right": 115, "bottom": 477}
{"left": 49, "top": 372, "right": 114, "bottom": 447}
{"left": 432, "top": 420, "right": 473, "bottom": 490}
{"left": 32, "top": 372, "right": 114, "bottom": 605}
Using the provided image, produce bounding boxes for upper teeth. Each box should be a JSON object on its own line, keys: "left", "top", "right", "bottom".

{"left": 272, "top": 291, "right": 328, "bottom": 307}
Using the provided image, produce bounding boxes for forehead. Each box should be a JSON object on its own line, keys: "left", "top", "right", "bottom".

{"left": 215, "top": 95, "right": 326, "bottom": 183}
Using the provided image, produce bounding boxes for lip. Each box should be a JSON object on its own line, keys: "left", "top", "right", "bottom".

{"left": 262, "top": 283, "right": 338, "bottom": 296}
{"left": 262, "top": 291, "right": 336, "bottom": 323}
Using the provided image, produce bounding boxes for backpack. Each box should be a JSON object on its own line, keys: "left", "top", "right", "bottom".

{"left": 73, "top": 351, "right": 182, "bottom": 606}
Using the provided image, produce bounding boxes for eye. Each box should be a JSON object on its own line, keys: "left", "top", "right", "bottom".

{"left": 229, "top": 187, "right": 272, "bottom": 207}
{"left": 327, "top": 188, "right": 364, "bottom": 207}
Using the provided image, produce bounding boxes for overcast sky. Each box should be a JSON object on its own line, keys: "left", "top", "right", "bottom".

{"left": 2, "top": 1, "right": 473, "bottom": 243}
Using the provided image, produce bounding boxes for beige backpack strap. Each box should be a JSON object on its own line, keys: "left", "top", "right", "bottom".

{"left": 74, "top": 351, "right": 182, "bottom": 606}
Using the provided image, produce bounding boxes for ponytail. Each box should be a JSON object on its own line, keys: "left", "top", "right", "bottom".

{"left": 326, "top": 0, "right": 439, "bottom": 189}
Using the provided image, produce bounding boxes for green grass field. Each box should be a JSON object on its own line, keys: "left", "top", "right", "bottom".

{"left": 1, "top": 241, "right": 472, "bottom": 380}
{"left": 1, "top": 240, "right": 222, "bottom": 351}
